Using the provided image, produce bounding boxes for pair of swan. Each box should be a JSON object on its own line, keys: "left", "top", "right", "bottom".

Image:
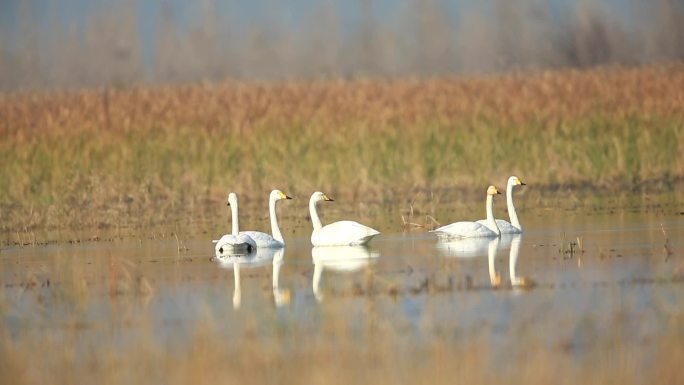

{"left": 431, "top": 176, "right": 525, "bottom": 239}
{"left": 214, "top": 190, "right": 381, "bottom": 255}
{"left": 213, "top": 189, "right": 292, "bottom": 256}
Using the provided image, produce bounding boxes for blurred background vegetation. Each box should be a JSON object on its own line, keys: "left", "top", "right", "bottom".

{"left": 1, "top": 0, "right": 683, "bottom": 237}
{"left": 1, "top": 0, "right": 683, "bottom": 90}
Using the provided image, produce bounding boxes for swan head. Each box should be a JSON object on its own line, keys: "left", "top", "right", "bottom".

{"left": 508, "top": 176, "right": 525, "bottom": 187}
{"left": 310, "top": 191, "right": 334, "bottom": 203}
{"left": 487, "top": 185, "right": 501, "bottom": 196}
{"left": 226, "top": 192, "right": 238, "bottom": 206}
{"left": 271, "top": 189, "right": 293, "bottom": 201}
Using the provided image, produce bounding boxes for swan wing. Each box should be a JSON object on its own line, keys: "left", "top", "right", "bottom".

{"left": 241, "top": 231, "right": 284, "bottom": 248}
{"left": 214, "top": 233, "right": 256, "bottom": 255}
{"left": 431, "top": 221, "right": 497, "bottom": 239}
{"left": 312, "top": 220, "right": 380, "bottom": 246}
{"left": 475, "top": 219, "right": 521, "bottom": 234}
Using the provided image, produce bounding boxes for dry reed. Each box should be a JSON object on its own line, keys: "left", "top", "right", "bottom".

{"left": 1, "top": 65, "right": 683, "bottom": 238}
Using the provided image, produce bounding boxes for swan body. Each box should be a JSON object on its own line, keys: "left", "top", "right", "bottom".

{"left": 477, "top": 176, "right": 525, "bottom": 234}
{"left": 241, "top": 189, "right": 292, "bottom": 248}
{"left": 309, "top": 192, "right": 380, "bottom": 246}
{"left": 432, "top": 185, "right": 502, "bottom": 239}
{"left": 213, "top": 192, "right": 256, "bottom": 256}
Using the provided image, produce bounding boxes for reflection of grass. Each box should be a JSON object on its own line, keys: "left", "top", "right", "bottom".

{"left": 1, "top": 65, "right": 684, "bottom": 236}
{"left": 3, "top": 251, "right": 684, "bottom": 385}
{"left": 2, "top": 285, "right": 684, "bottom": 385}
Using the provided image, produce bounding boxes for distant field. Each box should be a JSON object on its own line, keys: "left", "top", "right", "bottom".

{"left": 1, "top": 65, "right": 683, "bottom": 236}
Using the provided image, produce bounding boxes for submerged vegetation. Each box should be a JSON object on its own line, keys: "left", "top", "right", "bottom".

{"left": 1, "top": 65, "right": 683, "bottom": 236}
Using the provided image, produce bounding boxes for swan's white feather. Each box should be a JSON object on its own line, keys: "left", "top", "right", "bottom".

{"left": 214, "top": 233, "right": 256, "bottom": 255}
{"left": 476, "top": 219, "right": 521, "bottom": 234}
{"left": 240, "top": 231, "right": 284, "bottom": 248}
{"left": 312, "top": 220, "right": 380, "bottom": 247}
{"left": 431, "top": 221, "right": 498, "bottom": 239}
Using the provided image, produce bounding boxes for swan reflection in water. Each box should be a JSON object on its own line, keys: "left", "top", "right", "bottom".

{"left": 436, "top": 234, "right": 531, "bottom": 288}
{"left": 508, "top": 234, "right": 533, "bottom": 288}
{"left": 311, "top": 246, "right": 379, "bottom": 302}
{"left": 213, "top": 247, "right": 289, "bottom": 309}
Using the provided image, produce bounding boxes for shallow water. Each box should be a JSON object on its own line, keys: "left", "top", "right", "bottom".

{"left": 2, "top": 198, "right": 684, "bottom": 382}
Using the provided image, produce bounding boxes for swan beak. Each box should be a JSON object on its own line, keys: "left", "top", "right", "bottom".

{"left": 324, "top": 195, "right": 334, "bottom": 202}
{"left": 518, "top": 179, "right": 526, "bottom": 186}
{"left": 279, "top": 191, "right": 293, "bottom": 200}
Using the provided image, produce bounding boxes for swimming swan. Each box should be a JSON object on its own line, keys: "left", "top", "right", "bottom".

{"left": 431, "top": 185, "right": 502, "bottom": 239}
{"left": 309, "top": 191, "right": 380, "bottom": 246}
{"left": 477, "top": 176, "right": 525, "bottom": 234}
{"left": 213, "top": 192, "right": 257, "bottom": 255}
{"left": 242, "top": 189, "right": 292, "bottom": 248}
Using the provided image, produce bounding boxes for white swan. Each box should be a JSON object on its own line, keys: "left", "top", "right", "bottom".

{"left": 431, "top": 185, "right": 502, "bottom": 239}
{"left": 477, "top": 176, "right": 525, "bottom": 234}
{"left": 241, "top": 189, "right": 292, "bottom": 248}
{"left": 213, "top": 192, "right": 256, "bottom": 256}
{"left": 309, "top": 192, "right": 380, "bottom": 246}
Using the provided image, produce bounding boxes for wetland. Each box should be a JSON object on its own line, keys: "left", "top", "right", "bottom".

{"left": 2, "top": 65, "right": 684, "bottom": 384}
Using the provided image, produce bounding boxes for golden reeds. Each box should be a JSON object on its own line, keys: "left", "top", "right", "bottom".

{"left": 1, "top": 65, "right": 683, "bottom": 237}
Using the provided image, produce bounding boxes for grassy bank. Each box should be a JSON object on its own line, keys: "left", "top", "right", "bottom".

{"left": 1, "top": 65, "right": 683, "bottom": 235}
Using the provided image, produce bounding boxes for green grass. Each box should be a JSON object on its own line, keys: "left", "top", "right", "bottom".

{"left": 1, "top": 65, "right": 683, "bottom": 236}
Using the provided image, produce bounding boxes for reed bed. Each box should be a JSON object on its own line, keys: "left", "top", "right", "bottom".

{"left": 1, "top": 65, "right": 684, "bottom": 236}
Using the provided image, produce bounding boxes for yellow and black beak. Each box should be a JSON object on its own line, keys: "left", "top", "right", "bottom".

{"left": 520, "top": 181, "right": 526, "bottom": 186}
{"left": 324, "top": 195, "right": 334, "bottom": 202}
{"left": 279, "top": 191, "right": 293, "bottom": 200}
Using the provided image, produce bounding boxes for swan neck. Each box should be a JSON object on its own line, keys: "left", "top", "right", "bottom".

{"left": 486, "top": 194, "right": 500, "bottom": 235}
{"left": 269, "top": 196, "right": 284, "bottom": 243}
{"left": 231, "top": 201, "right": 240, "bottom": 236}
{"left": 507, "top": 184, "right": 521, "bottom": 229}
{"left": 309, "top": 198, "right": 323, "bottom": 231}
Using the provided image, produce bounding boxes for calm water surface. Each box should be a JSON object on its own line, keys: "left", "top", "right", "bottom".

{"left": 2, "top": 200, "right": 684, "bottom": 375}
